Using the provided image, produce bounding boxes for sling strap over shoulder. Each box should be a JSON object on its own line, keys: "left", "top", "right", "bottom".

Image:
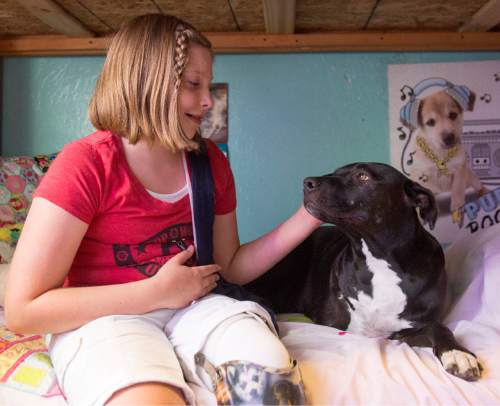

{"left": 187, "top": 149, "right": 278, "bottom": 330}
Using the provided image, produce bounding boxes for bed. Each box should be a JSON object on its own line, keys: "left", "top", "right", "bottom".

{"left": 1, "top": 154, "right": 500, "bottom": 405}
{"left": 0, "top": 223, "right": 500, "bottom": 405}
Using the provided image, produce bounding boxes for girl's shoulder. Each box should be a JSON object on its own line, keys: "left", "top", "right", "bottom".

{"left": 70, "top": 130, "right": 120, "bottom": 154}
{"left": 204, "top": 139, "right": 228, "bottom": 164}
{"left": 61, "top": 130, "right": 122, "bottom": 166}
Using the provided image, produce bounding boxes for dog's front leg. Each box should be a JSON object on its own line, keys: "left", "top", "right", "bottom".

{"left": 466, "top": 167, "right": 488, "bottom": 196}
{"left": 392, "top": 323, "right": 481, "bottom": 381}
{"left": 450, "top": 163, "right": 468, "bottom": 225}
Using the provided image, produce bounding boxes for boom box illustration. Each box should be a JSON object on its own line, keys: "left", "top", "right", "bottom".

{"left": 462, "top": 119, "right": 500, "bottom": 183}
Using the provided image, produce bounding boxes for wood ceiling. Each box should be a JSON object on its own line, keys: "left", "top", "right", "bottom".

{"left": 0, "top": 0, "right": 500, "bottom": 55}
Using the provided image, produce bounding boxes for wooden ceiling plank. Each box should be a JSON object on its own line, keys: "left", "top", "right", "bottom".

{"left": 14, "top": 0, "right": 95, "bottom": 36}
{"left": 367, "top": 0, "right": 491, "bottom": 31}
{"left": 155, "top": 0, "right": 237, "bottom": 31}
{"left": 295, "top": 0, "right": 374, "bottom": 32}
{"left": 262, "top": 0, "right": 295, "bottom": 33}
{"left": 459, "top": 0, "right": 500, "bottom": 31}
{"left": 1, "top": 31, "right": 500, "bottom": 55}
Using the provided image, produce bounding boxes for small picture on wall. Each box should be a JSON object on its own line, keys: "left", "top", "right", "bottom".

{"left": 200, "top": 83, "right": 228, "bottom": 145}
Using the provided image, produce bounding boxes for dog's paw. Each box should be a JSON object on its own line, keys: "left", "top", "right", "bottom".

{"left": 440, "top": 349, "right": 482, "bottom": 381}
{"left": 451, "top": 209, "right": 464, "bottom": 227}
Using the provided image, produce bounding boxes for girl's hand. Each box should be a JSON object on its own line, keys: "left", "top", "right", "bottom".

{"left": 152, "top": 246, "right": 221, "bottom": 309}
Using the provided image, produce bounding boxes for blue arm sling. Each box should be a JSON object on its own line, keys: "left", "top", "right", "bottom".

{"left": 187, "top": 150, "right": 278, "bottom": 330}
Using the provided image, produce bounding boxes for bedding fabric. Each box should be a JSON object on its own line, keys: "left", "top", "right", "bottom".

{"left": 1, "top": 226, "right": 500, "bottom": 405}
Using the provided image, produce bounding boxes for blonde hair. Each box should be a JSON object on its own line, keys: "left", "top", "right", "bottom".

{"left": 89, "top": 14, "right": 212, "bottom": 152}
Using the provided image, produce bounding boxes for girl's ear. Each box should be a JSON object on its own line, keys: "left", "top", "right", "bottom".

{"left": 404, "top": 180, "right": 438, "bottom": 230}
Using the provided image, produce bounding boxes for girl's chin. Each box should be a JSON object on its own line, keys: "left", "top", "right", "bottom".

{"left": 180, "top": 125, "right": 198, "bottom": 140}
{"left": 184, "top": 131, "right": 197, "bottom": 140}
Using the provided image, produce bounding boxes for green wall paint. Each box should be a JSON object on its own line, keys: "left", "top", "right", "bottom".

{"left": 2, "top": 52, "right": 500, "bottom": 241}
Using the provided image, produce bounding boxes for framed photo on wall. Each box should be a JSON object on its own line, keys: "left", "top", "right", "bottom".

{"left": 200, "top": 83, "right": 228, "bottom": 156}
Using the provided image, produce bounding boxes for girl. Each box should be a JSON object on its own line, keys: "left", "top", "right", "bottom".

{"left": 5, "top": 14, "right": 321, "bottom": 405}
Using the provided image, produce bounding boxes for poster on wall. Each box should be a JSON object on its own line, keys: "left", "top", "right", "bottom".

{"left": 388, "top": 60, "right": 500, "bottom": 245}
{"left": 200, "top": 83, "right": 229, "bottom": 157}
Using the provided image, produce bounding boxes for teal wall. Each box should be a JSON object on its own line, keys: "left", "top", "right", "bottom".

{"left": 2, "top": 52, "right": 500, "bottom": 242}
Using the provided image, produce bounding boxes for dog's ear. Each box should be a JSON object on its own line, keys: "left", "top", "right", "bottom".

{"left": 404, "top": 180, "right": 438, "bottom": 230}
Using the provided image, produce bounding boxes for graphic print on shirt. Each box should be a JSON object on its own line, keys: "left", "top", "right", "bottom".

{"left": 112, "top": 223, "right": 194, "bottom": 277}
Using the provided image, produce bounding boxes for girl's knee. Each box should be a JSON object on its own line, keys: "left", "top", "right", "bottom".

{"left": 204, "top": 315, "right": 290, "bottom": 369}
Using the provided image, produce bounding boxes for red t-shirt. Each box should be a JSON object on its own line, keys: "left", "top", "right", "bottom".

{"left": 34, "top": 131, "right": 236, "bottom": 287}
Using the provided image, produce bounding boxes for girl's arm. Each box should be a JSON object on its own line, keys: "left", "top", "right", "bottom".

{"left": 5, "top": 198, "right": 219, "bottom": 335}
{"left": 213, "top": 205, "right": 322, "bottom": 285}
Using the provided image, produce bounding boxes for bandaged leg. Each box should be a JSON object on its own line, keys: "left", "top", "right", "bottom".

{"left": 196, "top": 314, "right": 306, "bottom": 405}
{"left": 195, "top": 353, "right": 306, "bottom": 405}
{"left": 202, "top": 314, "right": 290, "bottom": 369}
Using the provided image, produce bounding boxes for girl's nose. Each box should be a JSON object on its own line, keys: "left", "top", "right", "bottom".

{"left": 202, "top": 89, "right": 213, "bottom": 111}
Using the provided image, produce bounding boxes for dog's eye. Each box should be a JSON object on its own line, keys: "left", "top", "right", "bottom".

{"left": 425, "top": 119, "right": 436, "bottom": 127}
{"left": 449, "top": 112, "right": 458, "bottom": 120}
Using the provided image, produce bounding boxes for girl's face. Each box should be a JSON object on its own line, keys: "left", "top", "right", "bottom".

{"left": 178, "top": 44, "right": 214, "bottom": 140}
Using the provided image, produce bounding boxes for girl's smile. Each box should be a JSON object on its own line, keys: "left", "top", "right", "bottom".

{"left": 179, "top": 44, "right": 213, "bottom": 139}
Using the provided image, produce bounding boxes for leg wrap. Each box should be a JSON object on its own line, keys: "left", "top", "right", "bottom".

{"left": 195, "top": 352, "right": 307, "bottom": 405}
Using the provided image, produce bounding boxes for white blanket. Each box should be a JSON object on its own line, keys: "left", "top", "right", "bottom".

{"left": 1, "top": 227, "right": 500, "bottom": 405}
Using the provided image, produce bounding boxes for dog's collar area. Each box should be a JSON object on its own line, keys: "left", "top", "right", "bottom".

{"left": 416, "top": 136, "right": 458, "bottom": 175}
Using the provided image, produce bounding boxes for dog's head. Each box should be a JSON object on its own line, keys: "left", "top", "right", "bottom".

{"left": 417, "top": 90, "right": 475, "bottom": 151}
{"left": 303, "top": 162, "right": 438, "bottom": 231}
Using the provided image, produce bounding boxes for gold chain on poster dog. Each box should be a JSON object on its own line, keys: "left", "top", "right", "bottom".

{"left": 416, "top": 136, "right": 458, "bottom": 176}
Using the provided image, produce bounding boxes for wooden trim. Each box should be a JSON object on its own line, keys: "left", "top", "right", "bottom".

{"left": 262, "top": 0, "right": 296, "bottom": 34}
{"left": 14, "top": 0, "right": 95, "bottom": 37}
{"left": 1, "top": 31, "right": 500, "bottom": 56}
{"left": 0, "top": 35, "right": 110, "bottom": 56}
{"left": 208, "top": 32, "right": 500, "bottom": 52}
{"left": 459, "top": 0, "right": 500, "bottom": 32}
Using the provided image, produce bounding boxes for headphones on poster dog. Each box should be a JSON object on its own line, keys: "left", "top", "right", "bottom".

{"left": 399, "top": 77, "right": 474, "bottom": 130}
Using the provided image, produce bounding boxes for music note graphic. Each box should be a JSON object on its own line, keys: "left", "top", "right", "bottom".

{"left": 406, "top": 151, "right": 416, "bottom": 166}
{"left": 480, "top": 93, "right": 492, "bottom": 103}
{"left": 400, "top": 85, "right": 414, "bottom": 101}
{"left": 397, "top": 126, "right": 407, "bottom": 141}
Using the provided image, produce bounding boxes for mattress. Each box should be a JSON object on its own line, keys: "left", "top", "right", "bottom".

{"left": 1, "top": 226, "right": 500, "bottom": 405}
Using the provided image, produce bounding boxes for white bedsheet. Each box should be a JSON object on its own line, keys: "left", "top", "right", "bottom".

{"left": 1, "top": 226, "right": 500, "bottom": 405}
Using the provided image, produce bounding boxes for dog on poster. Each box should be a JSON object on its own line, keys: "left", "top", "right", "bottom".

{"left": 400, "top": 77, "right": 487, "bottom": 225}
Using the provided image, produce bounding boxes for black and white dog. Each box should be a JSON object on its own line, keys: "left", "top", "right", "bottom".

{"left": 246, "top": 162, "right": 481, "bottom": 381}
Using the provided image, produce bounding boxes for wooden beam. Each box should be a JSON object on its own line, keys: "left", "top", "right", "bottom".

{"left": 1, "top": 32, "right": 500, "bottom": 56}
{"left": 14, "top": 0, "right": 95, "bottom": 37}
{"left": 262, "top": 0, "right": 295, "bottom": 34}
{"left": 459, "top": 0, "right": 500, "bottom": 32}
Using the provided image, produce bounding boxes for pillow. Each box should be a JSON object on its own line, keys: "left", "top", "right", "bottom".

{"left": 0, "top": 153, "right": 57, "bottom": 264}
{"left": 0, "top": 264, "right": 7, "bottom": 307}
{"left": 444, "top": 222, "right": 500, "bottom": 326}
{"left": 0, "top": 325, "right": 62, "bottom": 397}
{"left": 0, "top": 154, "right": 62, "bottom": 398}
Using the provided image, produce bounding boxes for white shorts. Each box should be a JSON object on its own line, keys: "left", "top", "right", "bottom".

{"left": 46, "top": 294, "right": 288, "bottom": 405}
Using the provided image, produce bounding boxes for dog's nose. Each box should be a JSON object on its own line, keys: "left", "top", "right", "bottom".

{"left": 304, "top": 177, "right": 320, "bottom": 190}
{"left": 442, "top": 132, "right": 456, "bottom": 147}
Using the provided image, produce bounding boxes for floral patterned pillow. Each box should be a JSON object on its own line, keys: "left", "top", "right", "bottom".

{"left": 0, "top": 154, "right": 58, "bottom": 263}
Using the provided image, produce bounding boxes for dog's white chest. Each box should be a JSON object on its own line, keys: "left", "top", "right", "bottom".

{"left": 346, "top": 240, "right": 412, "bottom": 338}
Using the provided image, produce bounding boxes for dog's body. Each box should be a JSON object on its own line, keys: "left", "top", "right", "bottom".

{"left": 409, "top": 90, "right": 485, "bottom": 216}
{"left": 246, "top": 162, "right": 481, "bottom": 381}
